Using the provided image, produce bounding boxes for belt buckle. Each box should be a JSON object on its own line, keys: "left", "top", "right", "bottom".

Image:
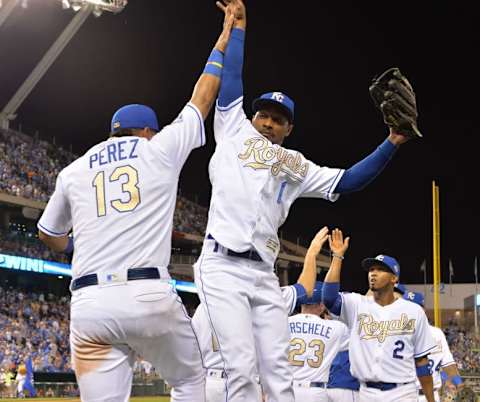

{"left": 98, "top": 270, "right": 128, "bottom": 287}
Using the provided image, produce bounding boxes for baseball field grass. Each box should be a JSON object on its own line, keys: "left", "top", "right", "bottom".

{"left": 0, "top": 398, "right": 170, "bottom": 402}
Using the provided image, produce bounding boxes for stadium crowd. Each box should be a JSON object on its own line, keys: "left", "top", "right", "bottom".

{"left": 0, "top": 227, "right": 70, "bottom": 264}
{"left": 445, "top": 325, "right": 480, "bottom": 374}
{"left": 0, "top": 285, "right": 71, "bottom": 374}
{"left": 0, "top": 128, "right": 76, "bottom": 202}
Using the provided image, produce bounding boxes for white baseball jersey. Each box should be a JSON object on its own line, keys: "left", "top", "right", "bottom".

{"left": 38, "top": 102, "right": 204, "bottom": 279}
{"left": 288, "top": 314, "right": 346, "bottom": 382}
{"left": 416, "top": 325, "right": 455, "bottom": 390}
{"left": 206, "top": 97, "right": 344, "bottom": 266}
{"left": 339, "top": 293, "right": 436, "bottom": 383}
{"left": 192, "top": 284, "right": 300, "bottom": 370}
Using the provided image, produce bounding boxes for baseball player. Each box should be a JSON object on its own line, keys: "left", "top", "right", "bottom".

{"left": 195, "top": 1, "right": 417, "bottom": 401}
{"left": 322, "top": 229, "right": 437, "bottom": 402}
{"left": 329, "top": 283, "right": 404, "bottom": 401}
{"left": 288, "top": 286, "right": 347, "bottom": 402}
{"left": 36, "top": 7, "right": 236, "bottom": 402}
{"left": 403, "top": 291, "right": 464, "bottom": 402}
{"left": 192, "top": 227, "right": 330, "bottom": 402}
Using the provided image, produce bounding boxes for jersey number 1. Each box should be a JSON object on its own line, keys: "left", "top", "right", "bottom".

{"left": 92, "top": 165, "right": 141, "bottom": 217}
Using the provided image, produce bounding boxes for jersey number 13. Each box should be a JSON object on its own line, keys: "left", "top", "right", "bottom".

{"left": 92, "top": 165, "right": 141, "bottom": 217}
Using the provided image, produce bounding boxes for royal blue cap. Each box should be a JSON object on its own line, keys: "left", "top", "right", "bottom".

{"left": 303, "top": 281, "right": 323, "bottom": 305}
{"left": 403, "top": 291, "right": 425, "bottom": 307}
{"left": 394, "top": 283, "right": 406, "bottom": 295}
{"left": 111, "top": 104, "right": 159, "bottom": 133}
{"left": 252, "top": 92, "right": 294, "bottom": 122}
{"left": 362, "top": 254, "right": 401, "bottom": 278}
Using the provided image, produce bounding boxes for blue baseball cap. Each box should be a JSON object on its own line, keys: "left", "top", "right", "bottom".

{"left": 252, "top": 92, "right": 294, "bottom": 122}
{"left": 111, "top": 104, "right": 159, "bottom": 134}
{"left": 362, "top": 254, "right": 401, "bottom": 278}
{"left": 394, "top": 283, "right": 407, "bottom": 295}
{"left": 303, "top": 281, "right": 323, "bottom": 305}
{"left": 403, "top": 291, "right": 425, "bottom": 307}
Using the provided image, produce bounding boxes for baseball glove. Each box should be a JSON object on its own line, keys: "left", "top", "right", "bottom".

{"left": 369, "top": 67, "right": 422, "bottom": 139}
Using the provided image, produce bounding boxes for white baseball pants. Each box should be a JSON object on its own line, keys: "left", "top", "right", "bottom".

{"left": 205, "top": 369, "right": 262, "bottom": 402}
{"left": 194, "top": 240, "right": 294, "bottom": 402}
{"left": 327, "top": 388, "right": 359, "bottom": 402}
{"left": 293, "top": 383, "right": 328, "bottom": 402}
{"left": 359, "top": 382, "right": 418, "bottom": 402}
{"left": 70, "top": 276, "right": 205, "bottom": 402}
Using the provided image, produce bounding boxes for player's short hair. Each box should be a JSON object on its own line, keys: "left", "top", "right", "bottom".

{"left": 109, "top": 128, "right": 138, "bottom": 138}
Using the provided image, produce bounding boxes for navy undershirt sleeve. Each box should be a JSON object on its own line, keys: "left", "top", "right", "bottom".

{"left": 335, "top": 138, "right": 397, "bottom": 193}
{"left": 218, "top": 28, "right": 245, "bottom": 107}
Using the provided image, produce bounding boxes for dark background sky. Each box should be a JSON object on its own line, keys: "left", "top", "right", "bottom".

{"left": 0, "top": 0, "right": 478, "bottom": 291}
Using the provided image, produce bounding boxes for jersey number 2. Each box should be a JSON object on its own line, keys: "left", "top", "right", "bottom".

{"left": 92, "top": 165, "right": 140, "bottom": 217}
{"left": 393, "top": 340, "right": 405, "bottom": 359}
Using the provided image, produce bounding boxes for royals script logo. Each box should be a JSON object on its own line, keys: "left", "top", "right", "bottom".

{"left": 357, "top": 313, "right": 416, "bottom": 343}
{"left": 238, "top": 137, "right": 309, "bottom": 181}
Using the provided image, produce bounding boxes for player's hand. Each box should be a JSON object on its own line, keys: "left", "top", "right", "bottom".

{"left": 214, "top": 6, "right": 235, "bottom": 53}
{"left": 328, "top": 228, "right": 350, "bottom": 257}
{"left": 388, "top": 128, "right": 411, "bottom": 146}
{"left": 216, "top": 0, "right": 246, "bottom": 30}
{"left": 307, "top": 226, "right": 329, "bottom": 255}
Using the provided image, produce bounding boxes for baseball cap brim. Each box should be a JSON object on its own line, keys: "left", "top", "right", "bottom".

{"left": 252, "top": 98, "right": 293, "bottom": 123}
{"left": 362, "top": 258, "right": 398, "bottom": 276}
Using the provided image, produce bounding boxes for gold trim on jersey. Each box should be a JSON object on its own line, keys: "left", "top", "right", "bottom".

{"left": 238, "top": 137, "right": 309, "bottom": 181}
{"left": 357, "top": 313, "right": 416, "bottom": 342}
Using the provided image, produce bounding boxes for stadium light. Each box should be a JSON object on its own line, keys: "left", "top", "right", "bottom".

{"left": 68, "top": 0, "right": 127, "bottom": 14}
{"left": 92, "top": 5, "right": 102, "bottom": 17}
{"left": 21, "top": 0, "right": 27, "bottom": 8}
{"left": 62, "top": 0, "right": 70, "bottom": 9}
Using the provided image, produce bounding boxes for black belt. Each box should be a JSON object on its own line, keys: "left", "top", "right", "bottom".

{"left": 365, "top": 381, "right": 408, "bottom": 391}
{"left": 71, "top": 267, "right": 160, "bottom": 291}
{"left": 207, "top": 234, "right": 262, "bottom": 262}
{"left": 310, "top": 382, "right": 326, "bottom": 388}
{"left": 294, "top": 381, "right": 326, "bottom": 388}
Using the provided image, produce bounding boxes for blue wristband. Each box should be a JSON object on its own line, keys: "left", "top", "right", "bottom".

{"left": 451, "top": 375, "right": 463, "bottom": 386}
{"left": 203, "top": 48, "right": 224, "bottom": 77}
{"left": 416, "top": 363, "right": 431, "bottom": 377}
{"left": 64, "top": 237, "right": 74, "bottom": 254}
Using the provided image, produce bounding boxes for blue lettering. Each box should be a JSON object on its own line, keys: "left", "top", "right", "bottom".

{"left": 308, "top": 323, "right": 315, "bottom": 334}
{"left": 289, "top": 322, "right": 296, "bottom": 334}
{"left": 98, "top": 148, "right": 107, "bottom": 166}
{"left": 129, "top": 138, "right": 139, "bottom": 159}
{"left": 295, "top": 322, "right": 302, "bottom": 334}
{"left": 89, "top": 154, "right": 98, "bottom": 169}
{"left": 107, "top": 143, "right": 118, "bottom": 163}
{"left": 118, "top": 140, "right": 127, "bottom": 160}
{"left": 325, "top": 326, "right": 332, "bottom": 339}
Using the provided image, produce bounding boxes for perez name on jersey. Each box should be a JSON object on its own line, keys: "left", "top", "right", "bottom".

{"left": 89, "top": 138, "right": 140, "bottom": 169}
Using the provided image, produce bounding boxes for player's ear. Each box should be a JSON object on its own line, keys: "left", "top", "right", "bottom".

{"left": 285, "top": 123, "right": 294, "bottom": 137}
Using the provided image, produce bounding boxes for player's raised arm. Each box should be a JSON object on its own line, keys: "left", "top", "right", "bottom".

{"left": 215, "top": 0, "right": 246, "bottom": 107}
{"left": 322, "top": 229, "right": 350, "bottom": 315}
{"left": 314, "top": 69, "right": 421, "bottom": 198}
{"left": 188, "top": 4, "right": 235, "bottom": 119}
{"left": 297, "top": 226, "right": 329, "bottom": 297}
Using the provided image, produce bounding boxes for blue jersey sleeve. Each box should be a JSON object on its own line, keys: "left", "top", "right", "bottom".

{"left": 218, "top": 28, "right": 245, "bottom": 107}
{"left": 335, "top": 138, "right": 397, "bottom": 193}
